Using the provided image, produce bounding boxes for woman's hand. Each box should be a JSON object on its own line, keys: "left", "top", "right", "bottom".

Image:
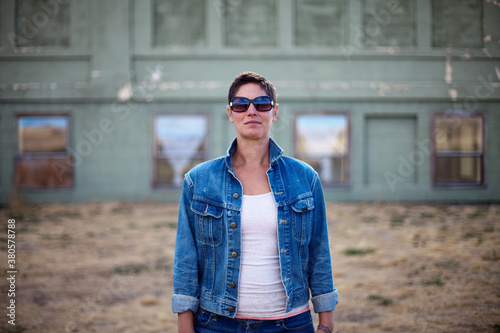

{"left": 177, "top": 310, "right": 195, "bottom": 333}
{"left": 317, "top": 310, "right": 335, "bottom": 333}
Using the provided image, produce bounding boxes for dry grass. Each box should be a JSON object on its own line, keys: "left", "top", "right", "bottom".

{"left": 0, "top": 201, "right": 499, "bottom": 332}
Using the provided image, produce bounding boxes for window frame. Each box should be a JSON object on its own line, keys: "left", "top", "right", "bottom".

{"left": 152, "top": 112, "right": 210, "bottom": 188}
{"left": 431, "top": 111, "right": 486, "bottom": 188}
{"left": 15, "top": 112, "right": 73, "bottom": 190}
{"left": 293, "top": 111, "right": 351, "bottom": 188}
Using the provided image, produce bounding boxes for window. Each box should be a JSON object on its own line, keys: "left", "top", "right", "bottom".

{"left": 295, "top": 114, "right": 349, "bottom": 186}
{"left": 153, "top": 0, "right": 205, "bottom": 47}
{"left": 432, "top": 112, "right": 485, "bottom": 187}
{"left": 16, "top": 115, "right": 73, "bottom": 189}
{"left": 363, "top": 0, "right": 416, "bottom": 47}
{"left": 153, "top": 115, "right": 208, "bottom": 186}
{"left": 295, "top": 0, "right": 347, "bottom": 47}
{"left": 16, "top": 0, "right": 71, "bottom": 47}
{"left": 225, "top": 0, "right": 277, "bottom": 47}
{"left": 432, "top": 0, "right": 483, "bottom": 48}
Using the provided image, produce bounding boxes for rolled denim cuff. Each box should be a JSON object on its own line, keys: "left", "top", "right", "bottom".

{"left": 311, "top": 289, "right": 339, "bottom": 313}
{"left": 172, "top": 294, "right": 199, "bottom": 314}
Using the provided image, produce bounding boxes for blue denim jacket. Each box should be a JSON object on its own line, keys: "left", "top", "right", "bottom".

{"left": 172, "top": 138, "right": 338, "bottom": 318}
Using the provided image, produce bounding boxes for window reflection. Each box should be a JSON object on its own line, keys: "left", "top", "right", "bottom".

{"left": 435, "top": 116, "right": 483, "bottom": 152}
{"left": 295, "top": 114, "right": 349, "bottom": 186}
{"left": 16, "top": 115, "right": 72, "bottom": 189}
{"left": 433, "top": 113, "right": 484, "bottom": 186}
{"left": 18, "top": 116, "right": 68, "bottom": 153}
{"left": 154, "top": 115, "right": 208, "bottom": 186}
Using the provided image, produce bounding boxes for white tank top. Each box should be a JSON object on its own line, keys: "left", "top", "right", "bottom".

{"left": 236, "top": 192, "right": 308, "bottom": 318}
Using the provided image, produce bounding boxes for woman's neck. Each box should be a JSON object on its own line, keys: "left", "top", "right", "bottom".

{"left": 232, "top": 137, "right": 270, "bottom": 168}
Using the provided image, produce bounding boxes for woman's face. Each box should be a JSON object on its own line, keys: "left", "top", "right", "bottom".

{"left": 227, "top": 83, "right": 278, "bottom": 141}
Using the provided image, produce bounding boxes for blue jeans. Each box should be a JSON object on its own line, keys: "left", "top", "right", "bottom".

{"left": 193, "top": 308, "right": 315, "bottom": 333}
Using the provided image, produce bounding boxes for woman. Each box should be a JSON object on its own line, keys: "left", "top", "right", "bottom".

{"left": 172, "top": 72, "right": 338, "bottom": 332}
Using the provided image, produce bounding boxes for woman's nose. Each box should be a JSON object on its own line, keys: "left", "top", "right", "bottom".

{"left": 247, "top": 102, "right": 258, "bottom": 114}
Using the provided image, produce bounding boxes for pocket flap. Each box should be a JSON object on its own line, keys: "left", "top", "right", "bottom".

{"left": 291, "top": 197, "right": 315, "bottom": 213}
{"left": 191, "top": 199, "right": 224, "bottom": 218}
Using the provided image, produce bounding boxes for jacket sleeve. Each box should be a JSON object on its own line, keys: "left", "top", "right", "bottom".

{"left": 172, "top": 174, "right": 200, "bottom": 314}
{"left": 308, "top": 173, "right": 339, "bottom": 313}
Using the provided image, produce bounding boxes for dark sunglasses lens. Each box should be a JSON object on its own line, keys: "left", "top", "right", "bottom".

{"left": 254, "top": 97, "right": 273, "bottom": 111}
{"left": 231, "top": 98, "right": 250, "bottom": 112}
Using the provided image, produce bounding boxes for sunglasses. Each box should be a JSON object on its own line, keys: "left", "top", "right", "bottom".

{"left": 230, "top": 96, "right": 275, "bottom": 112}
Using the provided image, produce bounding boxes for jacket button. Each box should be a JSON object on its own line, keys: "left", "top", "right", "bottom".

{"left": 230, "top": 222, "right": 237, "bottom": 228}
{"left": 231, "top": 252, "right": 238, "bottom": 258}
{"left": 228, "top": 307, "right": 234, "bottom": 312}
{"left": 230, "top": 283, "right": 235, "bottom": 288}
{"left": 233, "top": 193, "right": 239, "bottom": 199}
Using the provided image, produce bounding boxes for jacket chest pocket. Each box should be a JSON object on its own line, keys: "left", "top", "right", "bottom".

{"left": 290, "top": 196, "right": 315, "bottom": 240}
{"left": 191, "top": 199, "right": 224, "bottom": 245}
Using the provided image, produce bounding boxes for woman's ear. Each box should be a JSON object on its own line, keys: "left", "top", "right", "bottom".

{"left": 227, "top": 105, "right": 234, "bottom": 123}
{"left": 272, "top": 104, "right": 279, "bottom": 122}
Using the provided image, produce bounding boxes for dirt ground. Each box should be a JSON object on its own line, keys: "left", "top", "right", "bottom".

{"left": 0, "top": 201, "right": 499, "bottom": 333}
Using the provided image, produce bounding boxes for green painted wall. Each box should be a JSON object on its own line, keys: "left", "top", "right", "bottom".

{"left": 0, "top": 0, "right": 499, "bottom": 203}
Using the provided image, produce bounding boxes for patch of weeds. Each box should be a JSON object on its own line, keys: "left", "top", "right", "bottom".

{"left": 0, "top": 325, "right": 30, "bottom": 333}
{"left": 89, "top": 207, "right": 102, "bottom": 216}
{"left": 464, "top": 232, "right": 480, "bottom": 239}
{"left": 7, "top": 210, "right": 40, "bottom": 224}
{"left": 410, "top": 219, "right": 426, "bottom": 227}
{"left": 113, "top": 263, "right": 149, "bottom": 275}
{"left": 467, "top": 208, "right": 487, "bottom": 219}
{"left": 420, "top": 212, "right": 435, "bottom": 219}
{"left": 390, "top": 214, "right": 406, "bottom": 226}
{"left": 436, "top": 205, "right": 450, "bottom": 214}
{"left": 368, "top": 294, "right": 393, "bottom": 306}
{"left": 493, "top": 323, "right": 500, "bottom": 333}
{"left": 45, "top": 210, "right": 81, "bottom": 221}
{"left": 482, "top": 250, "right": 498, "bottom": 262}
{"left": 154, "top": 221, "right": 177, "bottom": 229}
{"left": 7, "top": 210, "right": 25, "bottom": 221}
{"left": 344, "top": 248, "right": 376, "bottom": 256}
{"left": 154, "top": 256, "right": 172, "bottom": 271}
{"left": 435, "top": 259, "right": 459, "bottom": 270}
{"left": 111, "top": 204, "right": 133, "bottom": 214}
{"left": 87, "top": 232, "right": 95, "bottom": 238}
{"left": 484, "top": 224, "right": 495, "bottom": 233}
{"left": 113, "top": 260, "right": 171, "bottom": 275}
{"left": 362, "top": 216, "right": 378, "bottom": 223}
{"left": 422, "top": 278, "right": 444, "bottom": 286}
{"left": 0, "top": 237, "right": 8, "bottom": 251}
{"left": 128, "top": 223, "right": 138, "bottom": 229}
{"left": 41, "top": 233, "right": 71, "bottom": 241}
{"left": 412, "top": 234, "right": 426, "bottom": 247}
{"left": 463, "top": 232, "right": 483, "bottom": 245}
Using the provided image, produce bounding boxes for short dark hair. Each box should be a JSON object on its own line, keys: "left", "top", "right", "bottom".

{"left": 228, "top": 71, "right": 277, "bottom": 105}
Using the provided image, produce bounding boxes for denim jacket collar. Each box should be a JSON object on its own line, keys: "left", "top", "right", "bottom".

{"left": 224, "top": 137, "right": 284, "bottom": 172}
